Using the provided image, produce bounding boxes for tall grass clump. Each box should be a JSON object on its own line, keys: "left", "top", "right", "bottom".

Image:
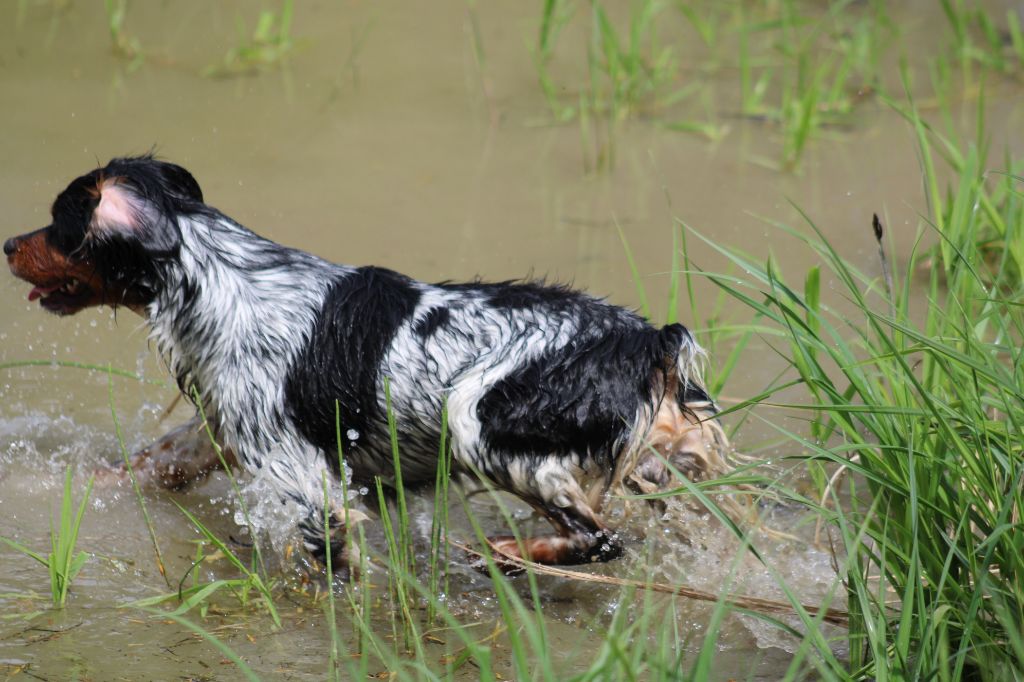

{"left": 537, "top": 0, "right": 679, "bottom": 123}
{"left": 698, "top": 111, "right": 1024, "bottom": 676}
{"left": 886, "top": 78, "right": 1024, "bottom": 285}
{"left": 0, "top": 468, "right": 94, "bottom": 608}
{"left": 941, "top": 0, "right": 1024, "bottom": 75}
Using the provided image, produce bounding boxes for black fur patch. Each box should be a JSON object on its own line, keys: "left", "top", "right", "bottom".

{"left": 440, "top": 280, "right": 594, "bottom": 311}
{"left": 476, "top": 320, "right": 681, "bottom": 467}
{"left": 414, "top": 306, "right": 450, "bottom": 337}
{"left": 284, "top": 267, "right": 421, "bottom": 471}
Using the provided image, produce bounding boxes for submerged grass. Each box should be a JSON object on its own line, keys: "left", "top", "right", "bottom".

{"left": 535, "top": 0, "right": 900, "bottom": 170}
{"left": 103, "top": 0, "right": 143, "bottom": 69}
{"left": 533, "top": 0, "right": 1018, "bottom": 171}
{"left": 128, "top": 502, "right": 280, "bottom": 627}
{"left": 942, "top": 0, "right": 1024, "bottom": 75}
{"left": 735, "top": 0, "right": 895, "bottom": 170}
{"left": 204, "top": 0, "right": 295, "bottom": 78}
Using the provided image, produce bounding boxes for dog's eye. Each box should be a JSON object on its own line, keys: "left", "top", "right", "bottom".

{"left": 46, "top": 222, "right": 88, "bottom": 254}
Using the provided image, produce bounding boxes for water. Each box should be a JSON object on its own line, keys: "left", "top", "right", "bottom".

{"left": 1, "top": 1, "right": 1022, "bottom": 679}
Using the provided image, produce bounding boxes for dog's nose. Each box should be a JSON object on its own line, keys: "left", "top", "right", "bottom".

{"left": 2, "top": 237, "right": 16, "bottom": 257}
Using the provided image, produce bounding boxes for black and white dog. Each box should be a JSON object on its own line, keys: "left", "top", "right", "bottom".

{"left": 4, "top": 156, "right": 729, "bottom": 568}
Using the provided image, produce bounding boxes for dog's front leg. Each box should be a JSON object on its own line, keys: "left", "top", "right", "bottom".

{"left": 95, "top": 415, "right": 236, "bottom": 490}
{"left": 297, "top": 503, "right": 369, "bottom": 578}
{"left": 264, "top": 454, "right": 368, "bottom": 576}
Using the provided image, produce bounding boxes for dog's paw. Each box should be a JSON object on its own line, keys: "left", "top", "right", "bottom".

{"left": 466, "top": 536, "right": 527, "bottom": 576}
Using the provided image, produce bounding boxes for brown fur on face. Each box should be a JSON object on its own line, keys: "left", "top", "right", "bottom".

{"left": 5, "top": 227, "right": 143, "bottom": 315}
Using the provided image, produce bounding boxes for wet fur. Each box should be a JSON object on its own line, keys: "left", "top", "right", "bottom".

{"left": 5, "top": 155, "right": 730, "bottom": 568}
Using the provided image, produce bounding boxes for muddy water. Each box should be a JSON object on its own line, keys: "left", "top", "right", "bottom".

{"left": 1, "top": 1, "right": 1022, "bottom": 680}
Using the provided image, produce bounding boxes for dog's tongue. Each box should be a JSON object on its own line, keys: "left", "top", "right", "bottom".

{"left": 28, "top": 284, "right": 60, "bottom": 301}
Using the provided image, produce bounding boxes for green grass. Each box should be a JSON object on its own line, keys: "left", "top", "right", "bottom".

{"left": 532, "top": 0, "right": 1020, "bottom": 171}
{"left": 884, "top": 73, "right": 1024, "bottom": 284}
{"left": 114, "top": 370, "right": 806, "bottom": 679}
{"left": 942, "top": 0, "right": 1024, "bottom": 75}
{"left": 735, "top": 0, "right": 895, "bottom": 170}
{"left": 128, "top": 502, "right": 280, "bottom": 628}
{"left": 103, "top": 0, "right": 143, "bottom": 69}
{"left": 135, "top": 605, "right": 261, "bottom": 682}
{"left": 14, "top": 163, "right": 1021, "bottom": 679}
{"left": 0, "top": 359, "right": 166, "bottom": 386}
{"left": 690, "top": 103, "right": 1024, "bottom": 677}
{"left": 109, "top": 368, "right": 169, "bottom": 583}
{"left": 120, "top": 382, "right": 281, "bottom": 631}
{"left": 537, "top": 0, "right": 690, "bottom": 170}
{"left": 46, "top": 0, "right": 1021, "bottom": 172}
{"left": 204, "top": 0, "right": 295, "bottom": 78}
{"left": 0, "top": 467, "right": 94, "bottom": 608}
{"left": 8, "top": 110, "right": 1023, "bottom": 682}
{"left": 534, "top": 0, "right": 899, "bottom": 170}
{"left": 6, "top": 4, "right": 1024, "bottom": 675}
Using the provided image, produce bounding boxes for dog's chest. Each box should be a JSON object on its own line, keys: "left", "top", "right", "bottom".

{"left": 148, "top": 249, "right": 338, "bottom": 459}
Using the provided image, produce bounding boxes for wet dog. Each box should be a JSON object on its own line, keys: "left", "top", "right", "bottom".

{"left": 5, "top": 155, "right": 729, "bottom": 568}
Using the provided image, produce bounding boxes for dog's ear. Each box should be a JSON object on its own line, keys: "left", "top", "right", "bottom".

{"left": 83, "top": 156, "right": 208, "bottom": 255}
{"left": 90, "top": 178, "right": 144, "bottom": 235}
{"left": 84, "top": 177, "right": 181, "bottom": 261}
{"left": 154, "top": 161, "right": 204, "bottom": 203}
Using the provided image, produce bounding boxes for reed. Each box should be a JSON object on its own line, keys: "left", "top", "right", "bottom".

{"left": 692, "top": 114, "right": 1024, "bottom": 677}
{"left": 109, "top": 368, "right": 168, "bottom": 584}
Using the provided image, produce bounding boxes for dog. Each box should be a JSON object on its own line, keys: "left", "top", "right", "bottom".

{"left": 5, "top": 155, "right": 730, "bottom": 568}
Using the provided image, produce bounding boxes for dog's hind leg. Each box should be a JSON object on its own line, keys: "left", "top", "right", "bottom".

{"left": 487, "top": 508, "right": 622, "bottom": 568}
{"left": 96, "top": 415, "right": 236, "bottom": 490}
{"left": 484, "top": 465, "right": 623, "bottom": 567}
{"left": 447, "top": 384, "right": 623, "bottom": 568}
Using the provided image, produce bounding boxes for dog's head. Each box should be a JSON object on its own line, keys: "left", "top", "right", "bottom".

{"left": 4, "top": 155, "right": 204, "bottom": 315}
